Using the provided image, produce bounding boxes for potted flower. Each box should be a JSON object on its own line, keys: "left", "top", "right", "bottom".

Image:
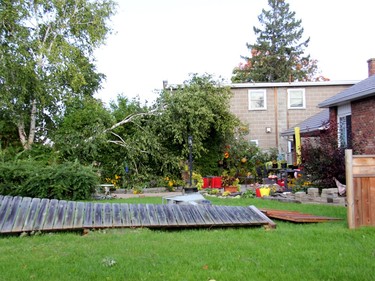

{"left": 221, "top": 174, "right": 240, "bottom": 193}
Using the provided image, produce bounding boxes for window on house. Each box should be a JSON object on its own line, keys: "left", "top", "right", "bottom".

{"left": 250, "top": 140, "right": 259, "bottom": 146}
{"left": 338, "top": 115, "right": 352, "bottom": 148}
{"left": 288, "top": 89, "right": 305, "bottom": 109}
{"left": 248, "top": 90, "right": 266, "bottom": 110}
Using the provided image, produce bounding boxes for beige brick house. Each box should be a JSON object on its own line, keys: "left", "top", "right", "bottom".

{"left": 229, "top": 80, "right": 357, "bottom": 159}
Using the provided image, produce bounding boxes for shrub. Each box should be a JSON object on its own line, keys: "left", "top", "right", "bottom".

{"left": 0, "top": 160, "right": 99, "bottom": 200}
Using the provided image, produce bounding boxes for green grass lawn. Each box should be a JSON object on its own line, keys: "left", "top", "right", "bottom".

{"left": 0, "top": 196, "right": 374, "bottom": 281}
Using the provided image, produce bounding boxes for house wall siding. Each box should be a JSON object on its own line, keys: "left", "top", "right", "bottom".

{"left": 230, "top": 84, "right": 352, "bottom": 153}
{"left": 351, "top": 97, "right": 375, "bottom": 154}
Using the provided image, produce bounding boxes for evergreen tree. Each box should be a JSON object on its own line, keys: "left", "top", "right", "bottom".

{"left": 232, "top": 0, "right": 319, "bottom": 83}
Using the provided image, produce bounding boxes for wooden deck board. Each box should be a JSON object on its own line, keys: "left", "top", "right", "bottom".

{"left": 0, "top": 196, "right": 276, "bottom": 233}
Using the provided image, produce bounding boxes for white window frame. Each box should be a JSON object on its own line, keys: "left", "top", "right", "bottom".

{"left": 248, "top": 89, "right": 267, "bottom": 110}
{"left": 288, "top": 88, "right": 306, "bottom": 109}
{"left": 250, "top": 140, "right": 259, "bottom": 146}
{"left": 337, "top": 104, "right": 352, "bottom": 148}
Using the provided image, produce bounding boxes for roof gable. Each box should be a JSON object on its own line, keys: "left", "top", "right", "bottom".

{"left": 319, "top": 75, "right": 375, "bottom": 107}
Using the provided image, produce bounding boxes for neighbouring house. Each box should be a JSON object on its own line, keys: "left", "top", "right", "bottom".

{"left": 318, "top": 58, "right": 375, "bottom": 154}
{"left": 229, "top": 80, "right": 357, "bottom": 161}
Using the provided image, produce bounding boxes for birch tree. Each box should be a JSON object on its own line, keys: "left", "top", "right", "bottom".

{"left": 0, "top": 0, "right": 116, "bottom": 150}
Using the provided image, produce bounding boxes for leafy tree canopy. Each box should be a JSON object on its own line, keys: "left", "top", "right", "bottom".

{"left": 0, "top": 0, "right": 116, "bottom": 150}
{"left": 232, "top": 0, "right": 323, "bottom": 83}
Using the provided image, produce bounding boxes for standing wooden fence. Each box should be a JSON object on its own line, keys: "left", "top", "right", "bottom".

{"left": 345, "top": 149, "right": 375, "bottom": 229}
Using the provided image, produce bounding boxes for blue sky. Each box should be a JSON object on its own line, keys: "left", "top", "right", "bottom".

{"left": 94, "top": 0, "right": 374, "bottom": 105}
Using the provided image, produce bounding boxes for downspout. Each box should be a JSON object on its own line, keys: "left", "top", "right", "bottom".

{"left": 274, "top": 87, "right": 278, "bottom": 148}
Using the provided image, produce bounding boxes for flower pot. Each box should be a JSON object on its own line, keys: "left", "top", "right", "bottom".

{"left": 224, "top": 186, "right": 238, "bottom": 193}
{"left": 259, "top": 188, "right": 270, "bottom": 197}
{"left": 255, "top": 188, "right": 261, "bottom": 197}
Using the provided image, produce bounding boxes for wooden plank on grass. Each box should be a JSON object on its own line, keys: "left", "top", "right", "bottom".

{"left": 83, "top": 202, "right": 93, "bottom": 228}
{"left": 2, "top": 196, "right": 22, "bottom": 233}
{"left": 201, "top": 205, "right": 225, "bottom": 225}
{"left": 43, "top": 199, "right": 59, "bottom": 230}
{"left": 195, "top": 205, "right": 214, "bottom": 225}
{"left": 186, "top": 205, "right": 206, "bottom": 225}
{"left": 178, "top": 205, "right": 197, "bottom": 226}
{"left": 94, "top": 203, "right": 103, "bottom": 227}
{"left": 103, "top": 203, "right": 112, "bottom": 227}
{"left": 22, "top": 198, "right": 41, "bottom": 232}
{"left": 63, "top": 201, "right": 75, "bottom": 229}
{"left": 209, "top": 205, "right": 233, "bottom": 225}
{"left": 112, "top": 203, "right": 122, "bottom": 227}
{"left": 34, "top": 198, "right": 49, "bottom": 231}
{"left": 12, "top": 197, "right": 32, "bottom": 232}
{"left": 145, "top": 204, "right": 160, "bottom": 226}
{"left": 129, "top": 204, "right": 141, "bottom": 227}
{"left": 120, "top": 203, "right": 131, "bottom": 227}
{"left": 53, "top": 200, "right": 67, "bottom": 229}
{"left": 165, "top": 204, "right": 186, "bottom": 226}
{"left": 138, "top": 204, "right": 151, "bottom": 226}
{"left": 155, "top": 204, "right": 168, "bottom": 226}
{"left": 162, "top": 204, "right": 179, "bottom": 226}
{"left": 0, "top": 196, "right": 12, "bottom": 231}
{"left": 73, "top": 202, "right": 85, "bottom": 228}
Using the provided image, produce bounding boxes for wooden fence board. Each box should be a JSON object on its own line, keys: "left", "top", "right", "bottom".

{"left": 0, "top": 196, "right": 12, "bottom": 229}
{"left": 53, "top": 200, "right": 67, "bottom": 229}
{"left": 83, "top": 202, "right": 93, "bottom": 228}
{"left": 129, "top": 204, "right": 141, "bottom": 227}
{"left": 73, "top": 202, "right": 85, "bottom": 228}
{"left": 120, "top": 203, "right": 131, "bottom": 227}
{"left": 12, "top": 197, "right": 32, "bottom": 232}
{"left": 137, "top": 204, "right": 151, "bottom": 226}
{"left": 94, "top": 203, "right": 103, "bottom": 227}
{"left": 103, "top": 203, "right": 112, "bottom": 227}
{"left": 112, "top": 203, "right": 122, "bottom": 227}
{"left": 155, "top": 204, "right": 168, "bottom": 226}
{"left": 34, "top": 199, "right": 49, "bottom": 230}
{"left": 165, "top": 204, "right": 183, "bottom": 226}
{"left": 145, "top": 204, "right": 159, "bottom": 226}
{"left": 210, "top": 206, "right": 233, "bottom": 225}
{"left": 186, "top": 205, "right": 206, "bottom": 225}
{"left": 165, "top": 204, "right": 186, "bottom": 226}
{"left": 202, "top": 205, "right": 224, "bottom": 225}
{"left": 195, "top": 205, "right": 214, "bottom": 225}
{"left": 63, "top": 201, "right": 76, "bottom": 229}
{"left": 178, "top": 205, "right": 197, "bottom": 225}
{"left": 2, "top": 196, "right": 22, "bottom": 233}
{"left": 22, "top": 198, "right": 41, "bottom": 232}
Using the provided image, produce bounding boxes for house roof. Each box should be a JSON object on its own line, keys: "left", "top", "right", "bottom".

{"left": 230, "top": 80, "right": 358, "bottom": 89}
{"left": 319, "top": 75, "right": 375, "bottom": 107}
{"left": 280, "top": 109, "right": 329, "bottom": 137}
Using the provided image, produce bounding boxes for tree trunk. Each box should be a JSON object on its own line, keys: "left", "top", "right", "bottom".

{"left": 17, "top": 99, "right": 37, "bottom": 150}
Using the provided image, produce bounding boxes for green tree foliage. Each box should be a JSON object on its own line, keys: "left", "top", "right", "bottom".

{"left": 154, "top": 74, "right": 240, "bottom": 176}
{"left": 52, "top": 96, "right": 114, "bottom": 164}
{"left": 0, "top": 0, "right": 116, "bottom": 150}
{"left": 232, "top": 0, "right": 319, "bottom": 83}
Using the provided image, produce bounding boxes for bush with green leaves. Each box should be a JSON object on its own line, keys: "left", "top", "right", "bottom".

{"left": 0, "top": 160, "right": 99, "bottom": 200}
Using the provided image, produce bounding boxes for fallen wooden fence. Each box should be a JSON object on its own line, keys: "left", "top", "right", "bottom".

{"left": 345, "top": 149, "right": 375, "bottom": 229}
{"left": 0, "top": 195, "right": 275, "bottom": 234}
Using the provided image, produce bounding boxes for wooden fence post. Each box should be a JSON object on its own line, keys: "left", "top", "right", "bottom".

{"left": 345, "top": 149, "right": 355, "bottom": 229}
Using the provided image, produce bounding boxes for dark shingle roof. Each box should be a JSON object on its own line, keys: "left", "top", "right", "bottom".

{"left": 280, "top": 109, "right": 329, "bottom": 137}
{"left": 319, "top": 75, "right": 375, "bottom": 107}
